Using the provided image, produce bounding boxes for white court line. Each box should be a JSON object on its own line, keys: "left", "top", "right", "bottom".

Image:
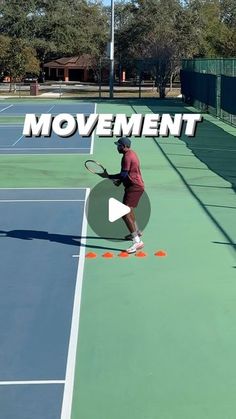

{"left": 11, "top": 135, "right": 24, "bottom": 147}
{"left": 0, "top": 104, "right": 13, "bottom": 113}
{"left": 0, "top": 147, "right": 91, "bottom": 150}
{"left": 0, "top": 124, "right": 23, "bottom": 127}
{"left": 0, "top": 187, "right": 86, "bottom": 190}
{"left": 0, "top": 153, "right": 92, "bottom": 157}
{"left": 48, "top": 104, "right": 56, "bottom": 112}
{"left": 0, "top": 380, "right": 65, "bottom": 386}
{"left": 60, "top": 188, "right": 89, "bottom": 419}
{"left": 0, "top": 199, "right": 85, "bottom": 203}
{"left": 90, "top": 102, "right": 97, "bottom": 155}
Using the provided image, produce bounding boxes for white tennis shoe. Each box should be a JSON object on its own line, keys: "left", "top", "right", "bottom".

{"left": 126, "top": 241, "right": 144, "bottom": 254}
{"left": 124, "top": 231, "right": 143, "bottom": 241}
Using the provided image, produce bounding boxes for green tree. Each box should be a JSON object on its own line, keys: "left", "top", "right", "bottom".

{"left": 34, "top": 0, "right": 108, "bottom": 60}
{"left": 220, "top": 0, "right": 236, "bottom": 26}
{"left": 0, "top": 35, "right": 11, "bottom": 75}
{"left": 0, "top": 0, "right": 37, "bottom": 39}
{"left": 4, "top": 38, "right": 40, "bottom": 82}
{"left": 0, "top": 0, "right": 108, "bottom": 67}
{"left": 116, "top": 0, "right": 199, "bottom": 97}
{"left": 187, "top": 0, "right": 236, "bottom": 57}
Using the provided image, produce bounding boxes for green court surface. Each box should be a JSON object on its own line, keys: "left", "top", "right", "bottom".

{"left": 1, "top": 98, "right": 236, "bottom": 419}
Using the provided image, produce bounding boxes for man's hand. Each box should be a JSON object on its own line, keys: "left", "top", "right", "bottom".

{"left": 98, "top": 169, "right": 109, "bottom": 178}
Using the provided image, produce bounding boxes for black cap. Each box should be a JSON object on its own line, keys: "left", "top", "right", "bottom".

{"left": 114, "top": 137, "right": 131, "bottom": 147}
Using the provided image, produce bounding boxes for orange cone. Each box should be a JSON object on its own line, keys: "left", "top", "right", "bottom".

{"left": 118, "top": 251, "right": 129, "bottom": 258}
{"left": 102, "top": 252, "right": 114, "bottom": 258}
{"left": 135, "top": 251, "right": 147, "bottom": 257}
{"left": 85, "top": 252, "right": 97, "bottom": 258}
{"left": 154, "top": 250, "right": 167, "bottom": 257}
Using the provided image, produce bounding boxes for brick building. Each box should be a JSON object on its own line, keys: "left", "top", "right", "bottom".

{"left": 44, "top": 54, "right": 96, "bottom": 82}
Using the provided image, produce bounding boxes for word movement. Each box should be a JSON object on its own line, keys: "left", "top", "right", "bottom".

{"left": 23, "top": 113, "right": 203, "bottom": 138}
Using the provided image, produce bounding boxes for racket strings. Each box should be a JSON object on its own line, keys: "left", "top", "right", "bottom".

{"left": 85, "top": 160, "right": 105, "bottom": 174}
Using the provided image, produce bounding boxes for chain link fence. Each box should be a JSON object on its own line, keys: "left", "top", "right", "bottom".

{"left": 0, "top": 80, "right": 172, "bottom": 99}
{"left": 0, "top": 58, "right": 181, "bottom": 100}
{"left": 181, "top": 58, "right": 236, "bottom": 127}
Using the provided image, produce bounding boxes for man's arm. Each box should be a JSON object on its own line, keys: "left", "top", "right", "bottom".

{"left": 108, "top": 170, "right": 129, "bottom": 180}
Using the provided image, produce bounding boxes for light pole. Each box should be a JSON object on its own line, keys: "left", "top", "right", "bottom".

{"left": 109, "top": 0, "right": 114, "bottom": 99}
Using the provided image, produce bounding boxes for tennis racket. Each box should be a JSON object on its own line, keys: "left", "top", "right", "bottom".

{"left": 84, "top": 160, "right": 106, "bottom": 176}
{"left": 84, "top": 159, "right": 121, "bottom": 186}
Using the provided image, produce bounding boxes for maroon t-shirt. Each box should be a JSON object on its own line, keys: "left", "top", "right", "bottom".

{"left": 121, "top": 149, "right": 144, "bottom": 189}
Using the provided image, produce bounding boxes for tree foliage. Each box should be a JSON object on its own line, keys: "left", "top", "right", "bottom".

{"left": 185, "top": 0, "right": 236, "bottom": 56}
{"left": 33, "top": 0, "right": 107, "bottom": 58}
{"left": 2, "top": 38, "right": 40, "bottom": 80}
{"left": 115, "top": 0, "right": 236, "bottom": 96}
{"left": 0, "top": 0, "right": 235, "bottom": 90}
{"left": 115, "top": 0, "right": 200, "bottom": 96}
{"left": 0, "top": 0, "right": 108, "bottom": 66}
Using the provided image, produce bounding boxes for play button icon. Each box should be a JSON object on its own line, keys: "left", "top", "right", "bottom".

{"left": 109, "top": 198, "right": 130, "bottom": 222}
{"left": 85, "top": 179, "right": 151, "bottom": 241}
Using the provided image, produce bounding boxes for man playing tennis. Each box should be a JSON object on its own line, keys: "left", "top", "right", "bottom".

{"left": 101, "top": 137, "right": 145, "bottom": 254}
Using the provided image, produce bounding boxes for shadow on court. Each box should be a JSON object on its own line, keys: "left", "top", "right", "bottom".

{"left": 124, "top": 99, "right": 236, "bottom": 254}
{"left": 151, "top": 119, "right": 236, "bottom": 252}
{"left": 0, "top": 230, "right": 126, "bottom": 252}
{"left": 180, "top": 120, "right": 236, "bottom": 191}
{"left": 147, "top": 101, "right": 236, "bottom": 191}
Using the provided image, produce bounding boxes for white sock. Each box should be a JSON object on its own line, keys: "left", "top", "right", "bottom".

{"left": 133, "top": 234, "right": 141, "bottom": 244}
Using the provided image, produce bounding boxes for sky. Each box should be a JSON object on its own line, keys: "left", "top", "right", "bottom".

{"left": 102, "top": 0, "right": 126, "bottom": 5}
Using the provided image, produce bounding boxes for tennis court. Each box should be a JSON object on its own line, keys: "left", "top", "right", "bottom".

{"left": 0, "top": 187, "right": 88, "bottom": 419}
{"left": 0, "top": 98, "right": 235, "bottom": 419}
{"left": 0, "top": 102, "right": 96, "bottom": 155}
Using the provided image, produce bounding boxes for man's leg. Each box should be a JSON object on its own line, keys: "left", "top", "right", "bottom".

{"left": 123, "top": 209, "right": 142, "bottom": 240}
{"left": 131, "top": 211, "right": 142, "bottom": 236}
{"left": 123, "top": 209, "right": 143, "bottom": 253}
{"left": 122, "top": 209, "right": 136, "bottom": 233}
{"left": 123, "top": 189, "right": 144, "bottom": 252}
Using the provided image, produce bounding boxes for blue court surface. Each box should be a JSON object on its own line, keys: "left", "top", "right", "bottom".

{"left": 0, "top": 188, "right": 88, "bottom": 419}
{"left": 0, "top": 103, "right": 95, "bottom": 116}
{"left": 0, "top": 103, "right": 96, "bottom": 155}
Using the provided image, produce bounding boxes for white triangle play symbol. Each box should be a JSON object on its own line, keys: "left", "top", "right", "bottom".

{"left": 108, "top": 198, "right": 130, "bottom": 222}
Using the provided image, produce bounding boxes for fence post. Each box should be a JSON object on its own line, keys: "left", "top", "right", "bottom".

{"left": 59, "top": 80, "right": 62, "bottom": 99}
{"left": 99, "top": 58, "right": 102, "bottom": 99}
{"left": 139, "top": 72, "right": 142, "bottom": 99}
{"left": 216, "top": 75, "right": 221, "bottom": 119}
